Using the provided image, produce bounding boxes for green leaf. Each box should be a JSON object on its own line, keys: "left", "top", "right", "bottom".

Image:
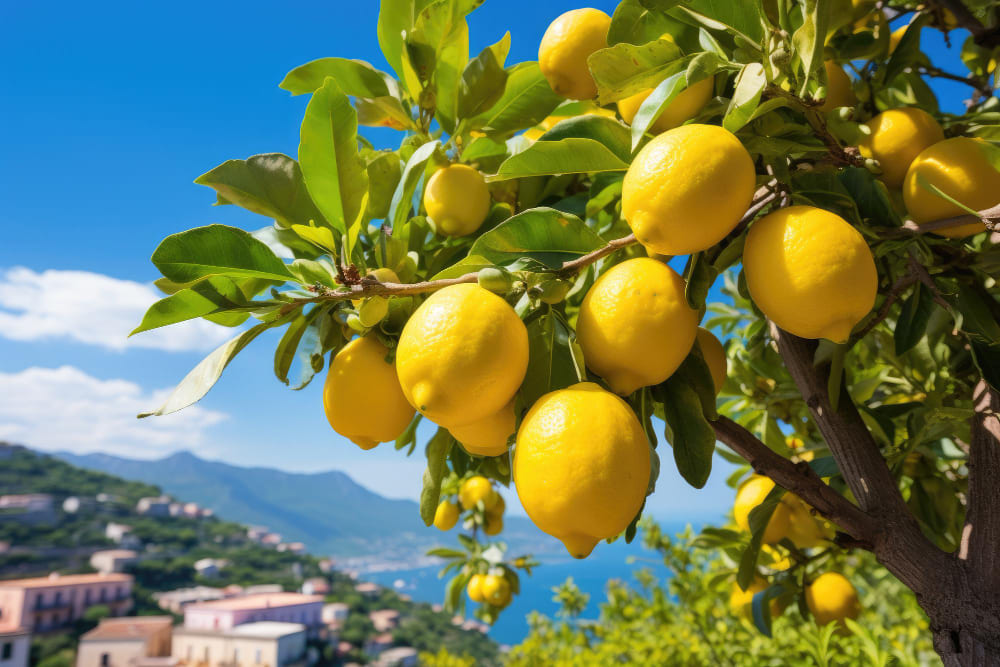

{"left": 364, "top": 151, "right": 404, "bottom": 221}
{"left": 521, "top": 310, "right": 584, "bottom": 407}
{"left": 138, "top": 318, "right": 287, "bottom": 418}
{"left": 607, "top": 0, "right": 683, "bottom": 46}
{"left": 883, "top": 13, "right": 929, "bottom": 85}
{"left": 588, "top": 39, "right": 685, "bottom": 105}
{"left": 723, "top": 62, "right": 766, "bottom": 133}
{"left": 791, "top": 0, "right": 829, "bottom": 81}
{"left": 629, "top": 70, "right": 686, "bottom": 149}
{"left": 737, "top": 484, "right": 784, "bottom": 589}
{"left": 458, "top": 32, "right": 510, "bottom": 119}
{"left": 468, "top": 207, "right": 604, "bottom": 268}
{"left": 657, "top": 374, "right": 716, "bottom": 489}
{"left": 894, "top": 282, "right": 934, "bottom": 355}
{"left": 131, "top": 276, "right": 268, "bottom": 336}
{"left": 952, "top": 288, "right": 1000, "bottom": 341}
{"left": 387, "top": 140, "right": 440, "bottom": 230}
{"left": 299, "top": 77, "right": 369, "bottom": 242}
{"left": 377, "top": 0, "right": 433, "bottom": 85}
{"left": 273, "top": 306, "right": 325, "bottom": 386}
{"left": 679, "top": 0, "right": 766, "bottom": 46}
{"left": 838, "top": 167, "right": 902, "bottom": 228}
{"left": 194, "top": 153, "right": 327, "bottom": 229}
{"left": 279, "top": 57, "right": 395, "bottom": 97}
{"left": 673, "top": 346, "right": 720, "bottom": 421}
{"left": 539, "top": 115, "right": 633, "bottom": 162}
{"left": 684, "top": 252, "right": 720, "bottom": 312}
{"left": 419, "top": 428, "right": 454, "bottom": 526}
{"left": 152, "top": 224, "right": 294, "bottom": 284}
{"left": 473, "top": 62, "right": 562, "bottom": 135}
{"left": 490, "top": 138, "right": 629, "bottom": 180}
{"left": 751, "top": 585, "right": 784, "bottom": 637}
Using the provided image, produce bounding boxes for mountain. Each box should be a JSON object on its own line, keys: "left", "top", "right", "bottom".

{"left": 56, "top": 449, "right": 551, "bottom": 559}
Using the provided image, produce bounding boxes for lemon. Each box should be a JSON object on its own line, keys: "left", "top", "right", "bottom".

{"left": 514, "top": 382, "right": 650, "bottom": 558}
{"left": 577, "top": 258, "right": 697, "bottom": 395}
{"left": 433, "top": 500, "right": 460, "bottom": 531}
{"left": 538, "top": 8, "right": 611, "bottom": 100}
{"left": 622, "top": 124, "right": 756, "bottom": 255}
{"left": 467, "top": 574, "right": 486, "bottom": 603}
{"left": 449, "top": 400, "right": 515, "bottom": 457}
{"left": 761, "top": 544, "right": 792, "bottom": 571}
{"left": 743, "top": 205, "right": 877, "bottom": 343}
{"left": 422, "top": 164, "right": 491, "bottom": 237}
{"left": 459, "top": 476, "right": 497, "bottom": 511}
{"left": 480, "top": 574, "right": 512, "bottom": 607}
{"left": 695, "top": 327, "right": 727, "bottom": 395}
{"left": 903, "top": 137, "right": 1000, "bottom": 238}
{"left": 730, "top": 576, "right": 782, "bottom": 621}
{"left": 784, "top": 495, "right": 834, "bottom": 548}
{"left": 617, "top": 77, "right": 714, "bottom": 135}
{"left": 489, "top": 494, "right": 506, "bottom": 516}
{"left": 806, "top": 572, "right": 862, "bottom": 627}
{"left": 322, "top": 336, "right": 415, "bottom": 450}
{"left": 396, "top": 284, "right": 529, "bottom": 427}
{"left": 859, "top": 107, "right": 944, "bottom": 187}
{"left": 733, "top": 475, "right": 792, "bottom": 545}
{"left": 818, "top": 61, "right": 856, "bottom": 112}
{"left": 484, "top": 513, "right": 503, "bottom": 536}
{"left": 351, "top": 267, "right": 399, "bottom": 309}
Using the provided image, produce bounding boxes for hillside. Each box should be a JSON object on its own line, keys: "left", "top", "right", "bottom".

{"left": 56, "top": 449, "right": 552, "bottom": 559}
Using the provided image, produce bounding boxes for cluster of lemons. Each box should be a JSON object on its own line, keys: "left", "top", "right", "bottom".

{"left": 319, "top": 4, "right": 994, "bottom": 628}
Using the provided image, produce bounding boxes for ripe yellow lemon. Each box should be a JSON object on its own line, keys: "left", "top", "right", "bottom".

{"left": 480, "top": 574, "right": 512, "bottom": 607}
{"left": 733, "top": 475, "right": 792, "bottom": 545}
{"left": 577, "top": 258, "right": 697, "bottom": 395}
{"left": 538, "top": 8, "right": 611, "bottom": 100}
{"left": 433, "top": 500, "right": 460, "bottom": 531}
{"left": 784, "top": 495, "right": 834, "bottom": 548}
{"left": 617, "top": 77, "right": 714, "bottom": 135}
{"left": 743, "top": 206, "right": 877, "bottom": 343}
{"left": 730, "top": 576, "right": 782, "bottom": 621}
{"left": 818, "top": 62, "right": 856, "bottom": 112}
{"left": 622, "top": 124, "right": 756, "bottom": 255}
{"left": 859, "top": 107, "right": 944, "bottom": 187}
{"left": 396, "top": 284, "right": 529, "bottom": 427}
{"left": 322, "top": 336, "right": 415, "bottom": 450}
{"left": 806, "top": 572, "right": 862, "bottom": 627}
{"left": 489, "top": 494, "right": 505, "bottom": 516}
{"left": 514, "top": 382, "right": 650, "bottom": 559}
{"left": 903, "top": 137, "right": 1000, "bottom": 238}
{"left": 459, "top": 476, "right": 497, "bottom": 511}
{"left": 448, "top": 400, "right": 515, "bottom": 457}
{"left": 695, "top": 327, "right": 727, "bottom": 395}
{"left": 423, "top": 164, "right": 491, "bottom": 237}
{"left": 484, "top": 513, "right": 503, "bottom": 536}
{"left": 467, "top": 574, "right": 486, "bottom": 602}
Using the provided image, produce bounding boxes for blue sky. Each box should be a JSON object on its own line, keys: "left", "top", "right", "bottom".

{"left": 0, "top": 1, "right": 974, "bottom": 520}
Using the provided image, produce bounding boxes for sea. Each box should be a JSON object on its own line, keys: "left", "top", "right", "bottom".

{"left": 367, "top": 520, "right": 699, "bottom": 645}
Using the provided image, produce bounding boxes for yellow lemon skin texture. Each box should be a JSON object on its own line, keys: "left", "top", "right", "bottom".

{"left": 322, "top": 336, "right": 415, "bottom": 450}
{"left": 622, "top": 124, "right": 756, "bottom": 255}
{"left": 467, "top": 574, "right": 486, "bottom": 602}
{"left": 744, "top": 206, "right": 877, "bottom": 343}
{"left": 695, "top": 327, "right": 727, "bottom": 395}
{"left": 818, "top": 61, "right": 857, "bottom": 112}
{"left": 806, "top": 572, "right": 862, "bottom": 627}
{"left": 484, "top": 513, "right": 503, "bottom": 536}
{"left": 617, "top": 77, "right": 714, "bottom": 135}
{"left": 449, "top": 399, "right": 515, "bottom": 457}
{"left": 577, "top": 258, "right": 698, "bottom": 395}
{"left": 423, "top": 164, "right": 491, "bottom": 237}
{"left": 396, "top": 284, "right": 529, "bottom": 427}
{"left": 784, "top": 495, "right": 834, "bottom": 548}
{"left": 733, "top": 475, "right": 792, "bottom": 545}
{"left": 904, "top": 137, "right": 1000, "bottom": 238}
{"left": 433, "top": 501, "right": 460, "bottom": 531}
{"left": 538, "top": 8, "right": 611, "bottom": 100}
{"left": 859, "top": 107, "right": 944, "bottom": 188}
{"left": 480, "top": 574, "right": 512, "bottom": 607}
{"left": 459, "top": 476, "right": 497, "bottom": 511}
{"left": 351, "top": 267, "right": 399, "bottom": 309}
{"left": 514, "top": 382, "right": 650, "bottom": 559}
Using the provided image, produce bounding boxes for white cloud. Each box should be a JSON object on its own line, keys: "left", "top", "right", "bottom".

{"left": 0, "top": 366, "right": 227, "bottom": 457}
{"left": 0, "top": 267, "right": 236, "bottom": 352}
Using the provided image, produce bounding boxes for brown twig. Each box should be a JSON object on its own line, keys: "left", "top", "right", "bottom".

{"left": 851, "top": 272, "right": 918, "bottom": 342}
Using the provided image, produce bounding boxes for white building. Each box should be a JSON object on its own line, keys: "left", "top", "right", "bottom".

{"left": 376, "top": 646, "right": 418, "bottom": 667}
{"left": 0, "top": 628, "right": 29, "bottom": 667}
{"left": 172, "top": 622, "right": 307, "bottom": 667}
{"left": 322, "top": 603, "right": 348, "bottom": 626}
{"left": 136, "top": 497, "right": 171, "bottom": 517}
{"left": 153, "top": 587, "right": 226, "bottom": 615}
{"left": 194, "top": 559, "right": 226, "bottom": 578}
{"left": 89, "top": 550, "right": 139, "bottom": 575}
{"left": 105, "top": 523, "right": 136, "bottom": 545}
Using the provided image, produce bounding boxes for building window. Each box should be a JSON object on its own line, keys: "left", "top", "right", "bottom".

{"left": 54, "top": 592, "right": 61, "bottom": 606}
{"left": 2, "top": 642, "right": 12, "bottom": 660}
{"left": 255, "top": 649, "right": 262, "bottom": 664}
{"left": 100, "top": 653, "right": 109, "bottom": 667}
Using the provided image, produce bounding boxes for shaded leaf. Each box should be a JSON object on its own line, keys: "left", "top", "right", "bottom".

{"left": 152, "top": 224, "right": 294, "bottom": 284}
{"left": 468, "top": 207, "right": 604, "bottom": 268}
{"left": 420, "top": 428, "right": 455, "bottom": 525}
{"left": 490, "top": 138, "right": 629, "bottom": 180}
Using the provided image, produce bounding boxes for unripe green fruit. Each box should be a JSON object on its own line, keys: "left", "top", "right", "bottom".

{"left": 346, "top": 313, "right": 366, "bottom": 332}
{"left": 358, "top": 296, "right": 389, "bottom": 327}
{"left": 537, "top": 278, "right": 572, "bottom": 304}
{"left": 478, "top": 267, "right": 514, "bottom": 294}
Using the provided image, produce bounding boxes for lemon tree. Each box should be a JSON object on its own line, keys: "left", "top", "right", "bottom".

{"left": 133, "top": 0, "right": 1000, "bottom": 661}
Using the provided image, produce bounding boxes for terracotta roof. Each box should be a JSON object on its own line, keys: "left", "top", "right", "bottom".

{"left": 0, "top": 573, "right": 132, "bottom": 589}
{"left": 81, "top": 617, "right": 172, "bottom": 641}
{"left": 184, "top": 592, "right": 322, "bottom": 611}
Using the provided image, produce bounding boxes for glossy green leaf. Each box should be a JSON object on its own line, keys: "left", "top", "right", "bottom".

{"left": 894, "top": 282, "right": 934, "bottom": 356}
{"left": 473, "top": 62, "right": 562, "bottom": 135}
{"left": 723, "top": 62, "right": 766, "bottom": 132}
{"left": 152, "top": 224, "right": 295, "bottom": 284}
{"left": 458, "top": 32, "right": 510, "bottom": 119}
{"left": 280, "top": 57, "right": 395, "bottom": 97}
{"left": 589, "top": 38, "right": 685, "bottom": 105}
{"left": 539, "top": 114, "right": 632, "bottom": 162}
{"left": 387, "top": 139, "right": 440, "bottom": 230}
{"left": 791, "top": 0, "right": 829, "bottom": 80}
{"left": 680, "top": 0, "right": 766, "bottom": 46}
{"left": 657, "top": 373, "right": 716, "bottom": 489}
{"left": 419, "top": 428, "right": 454, "bottom": 526}
{"left": 468, "top": 207, "right": 604, "bottom": 267}
{"left": 521, "top": 310, "right": 583, "bottom": 407}
{"left": 608, "top": 0, "right": 683, "bottom": 46}
{"left": 364, "top": 151, "right": 404, "bottom": 221}
{"left": 490, "top": 138, "right": 629, "bottom": 180}
{"left": 194, "top": 153, "right": 326, "bottom": 229}
{"left": 273, "top": 306, "right": 325, "bottom": 386}
{"left": 377, "top": 0, "right": 434, "bottom": 85}
{"left": 299, "top": 78, "right": 369, "bottom": 239}
{"left": 131, "top": 276, "right": 269, "bottom": 336}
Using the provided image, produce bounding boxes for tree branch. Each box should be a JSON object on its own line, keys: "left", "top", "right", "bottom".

{"left": 961, "top": 381, "right": 1000, "bottom": 593}
{"left": 930, "top": 0, "right": 1000, "bottom": 48}
{"left": 712, "top": 415, "right": 879, "bottom": 545}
